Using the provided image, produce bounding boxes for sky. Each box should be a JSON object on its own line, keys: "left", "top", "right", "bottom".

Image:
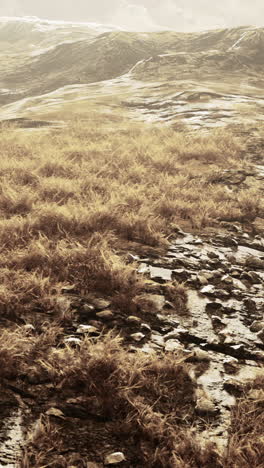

{"left": 0, "top": 0, "right": 263, "bottom": 31}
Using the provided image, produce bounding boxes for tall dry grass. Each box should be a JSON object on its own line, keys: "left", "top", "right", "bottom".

{"left": 0, "top": 116, "right": 261, "bottom": 319}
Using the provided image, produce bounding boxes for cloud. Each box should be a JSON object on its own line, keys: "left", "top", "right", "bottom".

{"left": 0, "top": 0, "right": 263, "bottom": 31}
{"left": 0, "top": 0, "right": 21, "bottom": 16}
{"left": 110, "top": 1, "right": 160, "bottom": 31}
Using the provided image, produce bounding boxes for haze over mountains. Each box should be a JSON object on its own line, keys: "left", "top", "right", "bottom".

{"left": 0, "top": 16, "right": 263, "bottom": 127}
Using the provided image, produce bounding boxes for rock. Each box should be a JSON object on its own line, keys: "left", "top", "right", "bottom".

{"left": 201, "top": 285, "right": 230, "bottom": 299}
{"left": 206, "top": 270, "right": 223, "bottom": 279}
{"left": 230, "top": 269, "right": 242, "bottom": 278}
{"left": 134, "top": 294, "right": 166, "bottom": 314}
{"left": 195, "top": 395, "right": 217, "bottom": 415}
{"left": 81, "top": 304, "right": 95, "bottom": 314}
{"left": 149, "top": 266, "right": 172, "bottom": 282}
{"left": 214, "top": 235, "right": 238, "bottom": 248}
{"left": 88, "top": 320, "right": 104, "bottom": 330}
{"left": 230, "top": 344, "right": 244, "bottom": 351}
{"left": 165, "top": 340, "right": 183, "bottom": 352}
{"left": 92, "top": 299, "right": 111, "bottom": 310}
{"left": 218, "top": 331, "right": 236, "bottom": 345}
{"left": 211, "top": 315, "right": 225, "bottom": 327}
{"left": 256, "top": 329, "right": 264, "bottom": 342}
{"left": 223, "top": 379, "right": 244, "bottom": 395}
{"left": 23, "top": 324, "right": 35, "bottom": 334}
{"left": 126, "top": 253, "right": 139, "bottom": 263}
{"left": 248, "top": 389, "right": 264, "bottom": 400}
{"left": 215, "top": 289, "right": 230, "bottom": 299}
{"left": 205, "top": 302, "right": 223, "bottom": 313}
{"left": 191, "top": 348, "right": 210, "bottom": 362}
{"left": 245, "top": 257, "right": 264, "bottom": 270}
{"left": 172, "top": 269, "right": 190, "bottom": 281}
{"left": 86, "top": 463, "right": 101, "bottom": 468}
{"left": 231, "top": 279, "right": 247, "bottom": 291}
{"left": 126, "top": 315, "right": 142, "bottom": 326}
{"left": 45, "top": 408, "right": 65, "bottom": 418}
{"left": 250, "top": 321, "right": 264, "bottom": 333}
{"left": 200, "top": 285, "right": 215, "bottom": 295}
{"left": 138, "top": 263, "right": 149, "bottom": 275}
{"left": 130, "top": 333, "right": 145, "bottom": 342}
{"left": 96, "top": 310, "right": 114, "bottom": 321}
{"left": 105, "top": 452, "right": 126, "bottom": 465}
{"left": 243, "top": 298, "right": 257, "bottom": 313}
{"left": 64, "top": 337, "right": 82, "bottom": 346}
{"left": 126, "top": 316, "right": 142, "bottom": 326}
{"left": 61, "top": 285, "right": 78, "bottom": 294}
{"left": 141, "top": 323, "right": 152, "bottom": 333}
{"left": 221, "top": 274, "right": 233, "bottom": 284}
{"left": 223, "top": 357, "right": 239, "bottom": 374}
{"left": 76, "top": 325, "right": 98, "bottom": 335}
{"left": 197, "top": 274, "right": 208, "bottom": 285}
{"left": 194, "top": 238, "right": 203, "bottom": 245}
{"left": 164, "top": 300, "right": 175, "bottom": 310}
{"left": 157, "top": 315, "right": 180, "bottom": 327}
{"left": 151, "top": 333, "right": 165, "bottom": 347}
{"left": 248, "top": 271, "right": 261, "bottom": 282}
{"left": 207, "top": 251, "right": 219, "bottom": 260}
{"left": 164, "top": 328, "right": 188, "bottom": 341}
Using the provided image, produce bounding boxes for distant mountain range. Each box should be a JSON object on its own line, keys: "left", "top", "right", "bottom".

{"left": 0, "top": 17, "right": 263, "bottom": 128}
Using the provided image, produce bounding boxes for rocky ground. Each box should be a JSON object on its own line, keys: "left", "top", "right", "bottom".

{"left": 0, "top": 20, "right": 263, "bottom": 462}
{"left": 1, "top": 216, "right": 263, "bottom": 465}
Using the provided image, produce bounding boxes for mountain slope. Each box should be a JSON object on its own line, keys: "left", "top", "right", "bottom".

{"left": 0, "top": 19, "right": 263, "bottom": 128}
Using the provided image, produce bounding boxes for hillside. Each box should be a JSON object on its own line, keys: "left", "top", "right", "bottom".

{"left": 0, "top": 20, "right": 263, "bottom": 128}
{"left": 0, "top": 17, "right": 264, "bottom": 468}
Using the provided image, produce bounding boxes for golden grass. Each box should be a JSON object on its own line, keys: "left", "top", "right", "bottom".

{"left": 225, "top": 376, "right": 264, "bottom": 468}
{"left": 19, "top": 332, "right": 221, "bottom": 468}
{"left": 0, "top": 115, "right": 262, "bottom": 319}
{"left": 0, "top": 114, "right": 263, "bottom": 467}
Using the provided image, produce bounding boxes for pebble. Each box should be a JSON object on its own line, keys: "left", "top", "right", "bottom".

{"left": 165, "top": 340, "right": 183, "bottom": 352}
{"left": 45, "top": 408, "right": 65, "bottom": 418}
{"left": 81, "top": 304, "right": 95, "bottom": 315}
{"left": 250, "top": 321, "right": 264, "bottom": 333}
{"left": 76, "top": 325, "right": 98, "bottom": 334}
{"left": 130, "top": 333, "right": 145, "bottom": 342}
{"left": 205, "top": 302, "right": 223, "bottom": 312}
{"left": 23, "top": 324, "right": 35, "bottom": 334}
{"left": 141, "top": 323, "right": 152, "bottom": 333}
{"left": 151, "top": 333, "right": 165, "bottom": 347}
{"left": 195, "top": 397, "right": 217, "bottom": 415}
{"left": 200, "top": 285, "right": 215, "bottom": 295}
{"left": 192, "top": 348, "right": 211, "bottom": 362}
{"left": 223, "top": 357, "right": 239, "bottom": 374}
{"left": 126, "top": 316, "right": 142, "bottom": 325}
{"left": 164, "top": 329, "right": 188, "bottom": 341}
{"left": 92, "top": 299, "right": 111, "bottom": 310}
{"left": 64, "top": 337, "right": 82, "bottom": 346}
{"left": 256, "top": 329, "right": 264, "bottom": 343}
{"left": 105, "top": 452, "right": 126, "bottom": 465}
{"left": 96, "top": 310, "right": 114, "bottom": 321}
{"left": 243, "top": 298, "right": 257, "bottom": 312}
{"left": 211, "top": 316, "right": 225, "bottom": 326}
{"left": 197, "top": 274, "right": 208, "bottom": 285}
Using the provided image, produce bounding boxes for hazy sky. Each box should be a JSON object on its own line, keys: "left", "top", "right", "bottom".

{"left": 0, "top": 0, "right": 263, "bottom": 31}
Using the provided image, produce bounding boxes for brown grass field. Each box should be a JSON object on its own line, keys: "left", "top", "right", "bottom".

{"left": 0, "top": 113, "right": 263, "bottom": 467}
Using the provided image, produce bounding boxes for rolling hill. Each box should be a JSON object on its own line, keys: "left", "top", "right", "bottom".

{"left": 0, "top": 18, "right": 263, "bottom": 128}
